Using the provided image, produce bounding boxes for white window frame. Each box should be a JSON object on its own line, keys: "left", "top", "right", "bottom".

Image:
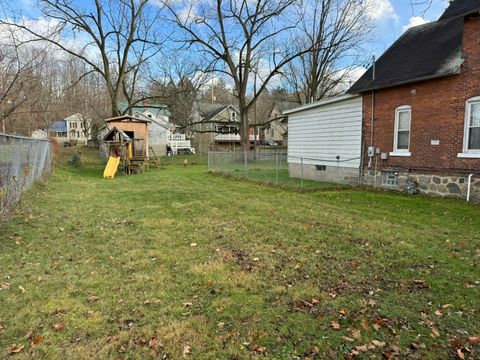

{"left": 458, "top": 96, "right": 480, "bottom": 158}
{"left": 390, "top": 105, "right": 411, "bottom": 156}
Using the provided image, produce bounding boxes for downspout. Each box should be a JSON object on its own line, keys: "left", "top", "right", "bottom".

{"left": 368, "top": 56, "right": 376, "bottom": 170}
{"left": 467, "top": 174, "right": 474, "bottom": 202}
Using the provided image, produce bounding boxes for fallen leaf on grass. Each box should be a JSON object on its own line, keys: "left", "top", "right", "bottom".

{"left": 182, "top": 302, "right": 193, "bottom": 307}
{"left": 360, "top": 319, "right": 369, "bottom": 331}
{"left": 349, "top": 327, "right": 361, "bottom": 339}
{"left": 18, "top": 286, "right": 26, "bottom": 293}
{"left": 442, "top": 304, "right": 452, "bottom": 308}
{"left": 59, "top": 227, "right": 65, "bottom": 232}
{"left": 8, "top": 344, "right": 24, "bottom": 354}
{"left": 190, "top": 243, "right": 197, "bottom": 247}
{"left": 53, "top": 323, "right": 64, "bottom": 331}
{"left": 342, "top": 336, "right": 354, "bottom": 342}
{"left": 411, "top": 342, "right": 426, "bottom": 350}
{"left": 294, "top": 263, "right": 301, "bottom": 270}
{"left": 24, "top": 330, "right": 33, "bottom": 339}
{"left": 87, "top": 295, "right": 99, "bottom": 303}
{"left": 355, "top": 345, "right": 368, "bottom": 352}
{"left": 371, "top": 340, "right": 386, "bottom": 347}
{"left": 430, "top": 327, "right": 440, "bottom": 338}
{"left": 217, "top": 322, "right": 225, "bottom": 329}
{"left": 330, "top": 321, "right": 340, "bottom": 330}
{"left": 339, "top": 309, "right": 347, "bottom": 318}
{"left": 11, "top": 235, "right": 22, "bottom": 244}
{"left": 0, "top": 282, "right": 11, "bottom": 290}
{"left": 468, "top": 336, "right": 480, "bottom": 345}
{"left": 434, "top": 310, "right": 443, "bottom": 317}
{"left": 183, "top": 345, "right": 191, "bottom": 356}
{"left": 148, "top": 337, "right": 160, "bottom": 347}
{"left": 31, "top": 336, "right": 44, "bottom": 346}
{"left": 457, "top": 348, "right": 465, "bottom": 359}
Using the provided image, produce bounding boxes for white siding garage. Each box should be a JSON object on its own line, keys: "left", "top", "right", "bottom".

{"left": 284, "top": 94, "right": 363, "bottom": 184}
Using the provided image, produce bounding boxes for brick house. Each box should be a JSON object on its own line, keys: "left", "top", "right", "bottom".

{"left": 348, "top": 0, "right": 480, "bottom": 200}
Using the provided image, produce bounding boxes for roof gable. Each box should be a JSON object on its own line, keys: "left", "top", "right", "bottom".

{"left": 103, "top": 127, "right": 132, "bottom": 142}
{"left": 440, "top": 0, "right": 480, "bottom": 20}
{"left": 197, "top": 102, "right": 239, "bottom": 121}
{"left": 348, "top": 16, "right": 464, "bottom": 93}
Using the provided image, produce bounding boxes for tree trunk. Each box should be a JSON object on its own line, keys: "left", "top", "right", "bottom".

{"left": 239, "top": 108, "right": 250, "bottom": 152}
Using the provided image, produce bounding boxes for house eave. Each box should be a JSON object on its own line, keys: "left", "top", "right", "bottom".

{"left": 283, "top": 94, "right": 361, "bottom": 115}
{"left": 348, "top": 70, "right": 461, "bottom": 94}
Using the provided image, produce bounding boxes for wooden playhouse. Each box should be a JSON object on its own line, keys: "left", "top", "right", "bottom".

{"left": 103, "top": 115, "right": 151, "bottom": 174}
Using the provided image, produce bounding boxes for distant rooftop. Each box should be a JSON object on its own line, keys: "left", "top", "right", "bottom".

{"left": 49, "top": 121, "right": 67, "bottom": 133}
{"left": 118, "top": 102, "right": 171, "bottom": 117}
{"left": 197, "top": 102, "right": 239, "bottom": 121}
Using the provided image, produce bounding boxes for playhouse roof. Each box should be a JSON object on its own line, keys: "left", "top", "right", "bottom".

{"left": 103, "top": 127, "right": 133, "bottom": 142}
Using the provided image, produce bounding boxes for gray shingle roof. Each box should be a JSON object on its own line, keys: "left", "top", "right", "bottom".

{"left": 440, "top": 0, "right": 480, "bottom": 20}
{"left": 197, "top": 103, "right": 239, "bottom": 121}
{"left": 348, "top": 16, "right": 464, "bottom": 93}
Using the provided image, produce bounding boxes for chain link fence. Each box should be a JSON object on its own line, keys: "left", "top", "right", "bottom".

{"left": 0, "top": 133, "right": 52, "bottom": 217}
{"left": 208, "top": 150, "right": 353, "bottom": 190}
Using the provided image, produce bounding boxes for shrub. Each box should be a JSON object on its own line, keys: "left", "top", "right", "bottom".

{"left": 67, "top": 152, "right": 82, "bottom": 167}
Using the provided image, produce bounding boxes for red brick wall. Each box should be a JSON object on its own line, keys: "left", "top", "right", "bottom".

{"left": 362, "top": 16, "right": 480, "bottom": 176}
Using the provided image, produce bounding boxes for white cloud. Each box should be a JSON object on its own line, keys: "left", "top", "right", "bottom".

{"left": 402, "top": 16, "right": 430, "bottom": 32}
{"left": 366, "top": 0, "right": 398, "bottom": 22}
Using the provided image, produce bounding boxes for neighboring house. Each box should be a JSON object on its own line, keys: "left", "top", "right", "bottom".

{"left": 191, "top": 102, "right": 241, "bottom": 153}
{"left": 262, "top": 102, "right": 293, "bottom": 145}
{"left": 31, "top": 129, "right": 47, "bottom": 139}
{"left": 47, "top": 113, "right": 92, "bottom": 144}
{"left": 285, "top": 94, "right": 363, "bottom": 184}
{"left": 348, "top": 0, "right": 480, "bottom": 200}
{"left": 118, "top": 102, "right": 191, "bottom": 156}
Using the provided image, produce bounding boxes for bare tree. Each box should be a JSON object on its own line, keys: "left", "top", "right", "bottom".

{"left": 1, "top": 0, "right": 165, "bottom": 117}
{"left": 287, "top": 0, "right": 372, "bottom": 104}
{"left": 0, "top": 29, "right": 48, "bottom": 133}
{"left": 146, "top": 51, "right": 211, "bottom": 130}
{"left": 164, "top": 0, "right": 314, "bottom": 151}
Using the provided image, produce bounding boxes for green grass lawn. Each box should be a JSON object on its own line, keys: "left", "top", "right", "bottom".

{"left": 0, "top": 148, "right": 479, "bottom": 359}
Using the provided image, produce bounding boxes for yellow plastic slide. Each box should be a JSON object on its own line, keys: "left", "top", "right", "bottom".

{"left": 103, "top": 156, "right": 120, "bottom": 179}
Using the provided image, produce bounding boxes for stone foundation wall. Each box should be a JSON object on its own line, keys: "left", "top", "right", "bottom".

{"left": 289, "top": 163, "right": 360, "bottom": 185}
{"left": 363, "top": 170, "right": 480, "bottom": 202}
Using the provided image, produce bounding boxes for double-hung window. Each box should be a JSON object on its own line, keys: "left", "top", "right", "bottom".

{"left": 391, "top": 105, "right": 411, "bottom": 156}
{"left": 459, "top": 97, "right": 480, "bottom": 157}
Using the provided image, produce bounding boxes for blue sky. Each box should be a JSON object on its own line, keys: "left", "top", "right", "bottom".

{"left": 3, "top": 0, "right": 453, "bottom": 84}
{"left": 9, "top": 0, "right": 452, "bottom": 57}
{"left": 369, "top": 0, "right": 450, "bottom": 57}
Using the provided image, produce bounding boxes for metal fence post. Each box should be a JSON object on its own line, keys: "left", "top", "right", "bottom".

{"left": 301, "top": 157, "right": 304, "bottom": 188}
{"left": 223, "top": 152, "right": 227, "bottom": 174}
{"left": 275, "top": 150, "right": 279, "bottom": 184}
{"left": 244, "top": 149, "right": 248, "bottom": 178}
